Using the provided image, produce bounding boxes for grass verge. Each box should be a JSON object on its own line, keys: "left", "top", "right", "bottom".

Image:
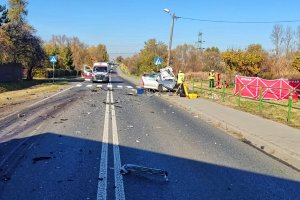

{"left": 186, "top": 80, "right": 300, "bottom": 129}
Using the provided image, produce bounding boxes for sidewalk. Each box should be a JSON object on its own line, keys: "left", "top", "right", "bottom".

{"left": 117, "top": 68, "right": 300, "bottom": 170}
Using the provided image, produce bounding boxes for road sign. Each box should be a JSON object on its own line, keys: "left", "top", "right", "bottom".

{"left": 50, "top": 56, "right": 57, "bottom": 63}
{"left": 154, "top": 57, "right": 163, "bottom": 66}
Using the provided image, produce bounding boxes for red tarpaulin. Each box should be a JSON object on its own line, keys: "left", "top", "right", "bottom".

{"left": 234, "top": 75, "right": 300, "bottom": 100}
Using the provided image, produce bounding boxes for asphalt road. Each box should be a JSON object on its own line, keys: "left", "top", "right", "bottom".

{"left": 0, "top": 72, "right": 300, "bottom": 200}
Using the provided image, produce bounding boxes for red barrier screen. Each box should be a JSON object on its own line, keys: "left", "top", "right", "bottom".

{"left": 234, "top": 76, "right": 300, "bottom": 100}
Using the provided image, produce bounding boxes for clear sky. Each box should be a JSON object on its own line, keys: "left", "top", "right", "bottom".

{"left": 1, "top": 0, "right": 300, "bottom": 58}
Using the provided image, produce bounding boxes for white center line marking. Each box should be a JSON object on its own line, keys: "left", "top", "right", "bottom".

{"left": 97, "top": 91, "right": 110, "bottom": 200}
{"left": 111, "top": 91, "right": 126, "bottom": 200}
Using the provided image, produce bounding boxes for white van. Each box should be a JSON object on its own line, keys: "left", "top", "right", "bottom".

{"left": 92, "top": 62, "right": 109, "bottom": 83}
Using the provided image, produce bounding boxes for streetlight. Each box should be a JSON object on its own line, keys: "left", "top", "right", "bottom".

{"left": 164, "top": 8, "right": 178, "bottom": 67}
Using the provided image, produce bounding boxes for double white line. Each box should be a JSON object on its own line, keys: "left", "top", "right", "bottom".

{"left": 97, "top": 90, "right": 125, "bottom": 200}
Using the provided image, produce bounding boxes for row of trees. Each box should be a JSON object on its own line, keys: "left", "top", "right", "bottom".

{"left": 0, "top": 0, "right": 109, "bottom": 80}
{"left": 43, "top": 35, "right": 109, "bottom": 71}
{"left": 123, "top": 25, "right": 300, "bottom": 80}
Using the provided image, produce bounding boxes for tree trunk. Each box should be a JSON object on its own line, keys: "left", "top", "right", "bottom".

{"left": 26, "top": 67, "right": 33, "bottom": 80}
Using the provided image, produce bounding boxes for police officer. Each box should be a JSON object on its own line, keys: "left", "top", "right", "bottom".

{"left": 209, "top": 69, "right": 215, "bottom": 88}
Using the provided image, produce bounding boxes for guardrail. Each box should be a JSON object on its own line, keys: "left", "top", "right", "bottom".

{"left": 190, "top": 79, "right": 300, "bottom": 125}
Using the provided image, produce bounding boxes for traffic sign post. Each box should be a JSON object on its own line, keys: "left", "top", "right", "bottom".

{"left": 154, "top": 57, "right": 163, "bottom": 66}
{"left": 50, "top": 56, "right": 57, "bottom": 83}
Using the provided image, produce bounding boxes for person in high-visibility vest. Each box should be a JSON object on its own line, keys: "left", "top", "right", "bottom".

{"left": 209, "top": 69, "right": 215, "bottom": 88}
{"left": 177, "top": 70, "right": 185, "bottom": 84}
{"left": 177, "top": 70, "right": 186, "bottom": 96}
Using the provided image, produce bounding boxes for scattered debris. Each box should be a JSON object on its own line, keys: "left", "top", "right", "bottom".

{"left": 136, "top": 140, "right": 140, "bottom": 143}
{"left": 1, "top": 175, "right": 10, "bottom": 181}
{"left": 60, "top": 118, "right": 68, "bottom": 121}
{"left": 18, "top": 113, "right": 26, "bottom": 118}
{"left": 32, "top": 156, "right": 52, "bottom": 164}
{"left": 150, "top": 111, "right": 155, "bottom": 113}
{"left": 120, "top": 164, "right": 168, "bottom": 181}
{"left": 127, "top": 125, "right": 134, "bottom": 128}
{"left": 115, "top": 105, "right": 122, "bottom": 108}
{"left": 260, "top": 146, "right": 265, "bottom": 150}
{"left": 194, "top": 115, "right": 199, "bottom": 118}
{"left": 91, "top": 104, "right": 97, "bottom": 107}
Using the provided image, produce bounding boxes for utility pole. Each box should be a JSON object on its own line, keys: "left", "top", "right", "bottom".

{"left": 164, "top": 8, "right": 179, "bottom": 67}
{"left": 167, "top": 13, "right": 175, "bottom": 67}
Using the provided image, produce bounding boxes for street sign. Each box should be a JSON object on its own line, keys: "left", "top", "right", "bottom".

{"left": 50, "top": 56, "right": 57, "bottom": 63}
{"left": 154, "top": 57, "right": 163, "bottom": 66}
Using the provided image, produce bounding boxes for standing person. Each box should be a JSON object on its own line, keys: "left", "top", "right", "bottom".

{"left": 177, "top": 70, "right": 185, "bottom": 85}
{"left": 177, "top": 70, "right": 186, "bottom": 97}
{"left": 209, "top": 69, "right": 215, "bottom": 88}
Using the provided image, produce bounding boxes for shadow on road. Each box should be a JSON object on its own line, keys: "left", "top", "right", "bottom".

{"left": 0, "top": 133, "right": 299, "bottom": 200}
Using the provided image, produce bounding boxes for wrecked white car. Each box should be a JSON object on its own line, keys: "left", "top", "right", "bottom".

{"left": 141, "top": 66, "right": 177, "bottom": 92}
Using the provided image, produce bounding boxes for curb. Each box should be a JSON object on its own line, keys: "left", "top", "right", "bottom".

{"left": 161, "top": 95, "right": 300, "bottom": 171}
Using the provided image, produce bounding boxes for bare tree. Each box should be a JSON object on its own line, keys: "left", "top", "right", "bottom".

{"left": 296, "top": 25, "right": 300, "bottom": 51}
{"left": 271, "top": 24, "right": 284, "bottom": 56}
{"left": 284, "top": 26, "right": 294, "bottom": 56}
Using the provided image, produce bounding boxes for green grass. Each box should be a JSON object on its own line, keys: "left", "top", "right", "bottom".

{"left": 0, "top": 79, "right": 67, "bottom": 93}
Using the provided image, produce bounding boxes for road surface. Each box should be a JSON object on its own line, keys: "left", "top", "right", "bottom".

{"left": 0, "top": 71, "right": 300, "bottom": 199}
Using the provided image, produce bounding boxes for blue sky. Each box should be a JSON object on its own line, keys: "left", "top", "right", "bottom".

{"left": 1, "top": 0, "right": 300, "bottom": 58}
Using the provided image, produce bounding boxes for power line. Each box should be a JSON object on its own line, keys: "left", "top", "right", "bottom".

{"left": 179, "top": 17, "right": 300, "bottom": 24}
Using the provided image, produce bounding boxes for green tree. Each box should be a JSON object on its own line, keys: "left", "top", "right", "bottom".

{"left": 222, "top": 44, "right": 265, "bottom": 77}
{"left": 138, "top": 39, "right": 168, "bottom": 73}
{"left": 2, "top": 23, "right": 45, "bottom": 79}
{"left": 8, "top": 0, "right": 28, "bottom": 24}
{"left": 0, "top": 5, "right": 9, "bottom": 26}
{"left": 292, "top": 56, "right": 300, "bottom": 72}
{"left": 88, "top": 44, "right": 109, "bottom": 64}
{"left": 61, "top": 45, "right": 74, "bottom": 70}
